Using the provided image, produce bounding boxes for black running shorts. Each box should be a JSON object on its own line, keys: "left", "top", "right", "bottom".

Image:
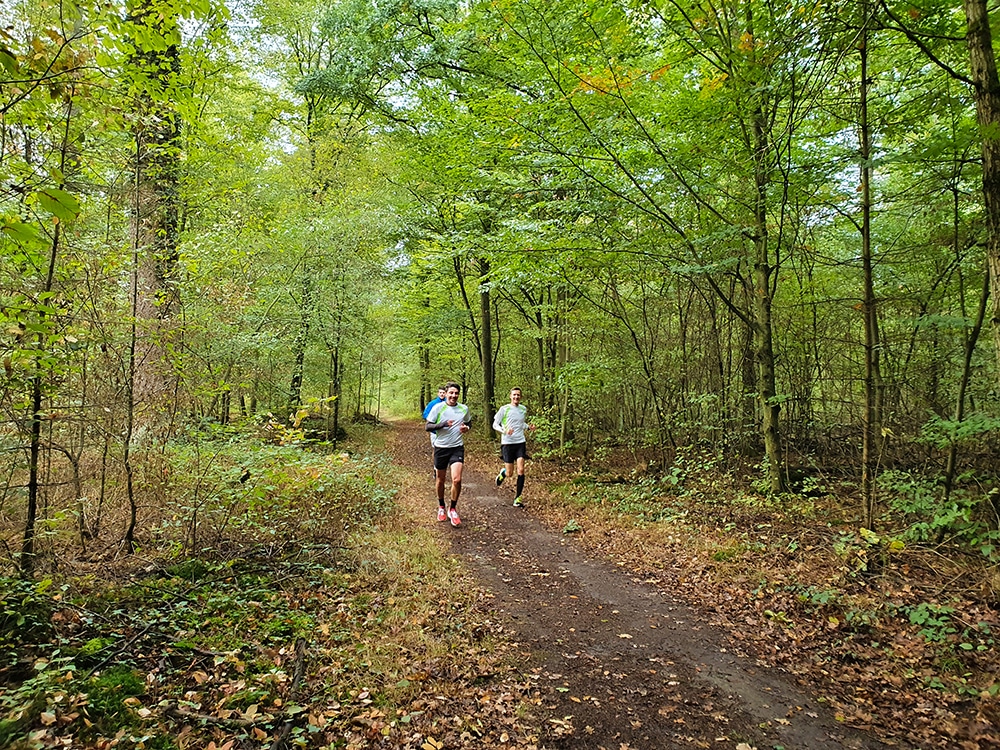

{"left": 501, "top": 442, "right": 527, "bottom": 464}
{"left": 433, "top": 445, "right": 465, "bottom": 471}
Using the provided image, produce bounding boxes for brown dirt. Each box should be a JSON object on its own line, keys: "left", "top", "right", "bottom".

{"left": 390, "top": 421, "right": 893, "bottom": 750}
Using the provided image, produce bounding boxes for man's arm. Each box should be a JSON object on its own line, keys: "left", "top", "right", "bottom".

{"left": 425, "top": 403, "right": 443, "bottom": 431}
{"left": 492, "top": 406, "right": 504, "bottom": 433}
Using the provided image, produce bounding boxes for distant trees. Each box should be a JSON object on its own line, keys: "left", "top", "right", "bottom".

{"left": 0, "top": 0, "right": 400, "bottom": 572}
{"left": 384, "top": 0, "right": 997, "bottom": 527}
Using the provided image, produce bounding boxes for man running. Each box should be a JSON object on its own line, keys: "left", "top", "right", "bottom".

{"left": 425, "top": 382, "right": 472, "bottom": 526}
{"left": 493, "top": 387, "right": 534, "bottom": 507}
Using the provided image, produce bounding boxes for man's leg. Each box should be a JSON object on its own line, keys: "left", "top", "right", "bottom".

{"left": 450, "top": 461, "right": 464, "bottom": 505}
{"left": 496, "top": 460, "right": 508, "bottom": 487}
{"left": 514, "top": 455, "right": 526, "bottom": 505}
{"left": 433, "top": 450, "right": 448, "bottom": 520}
{"left": 447, "top": 461, "right": 464, "bottom": 526}
{"left": 435, "top": 468, "right": 447, "bottom": 502}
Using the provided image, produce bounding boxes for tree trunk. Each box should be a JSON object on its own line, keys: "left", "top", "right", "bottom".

{"left": 944, "top": 266, "right": 990, "bottom": 499}
{"left": 21, "top": 89, "right": 77, "bottom": 574}
{"left": 751, "top": 112, "right": 786, "bottom": 494}
{"left": 859, "top": 16, "right": 883, "bottom": 530}
{"left": 129, "top": 0, "right": 182, "bottom": 411}
{"left": 288, "top": 271, "right": 314, "bottom": 418}
{"left": 478, "top": 258, "right": 496, "bottom": 429}
{"left": 963, "top": 0, "right": 1000, "bottom": 391}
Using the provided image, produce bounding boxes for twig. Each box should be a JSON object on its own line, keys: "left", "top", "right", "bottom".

{"left": 165, "top": 704, "right": 256, "bottom": 728}
{"left": 81, "top": 620, "right": 159, "bottom": 680}
{"left": 269, "top": 637, "right": 308, "bottom": 750}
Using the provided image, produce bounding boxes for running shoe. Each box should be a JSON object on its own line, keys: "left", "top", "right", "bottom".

{"left": 437, "top": 506, "right": 447, "bottom": 522}
{"left": 513, "top": 496, "right": 524, "bottom": 508}
{"left": 448, "top": 507, "right": 461, "bottom": 527}
{"left": 495, "top": 467, "right": 506, "bottom": 487}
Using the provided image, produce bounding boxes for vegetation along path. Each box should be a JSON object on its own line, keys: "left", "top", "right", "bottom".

{"left": 392, "top": 421, "right": 886, "bottom": 750}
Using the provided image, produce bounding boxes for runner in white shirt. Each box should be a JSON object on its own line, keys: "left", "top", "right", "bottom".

{"left": 425, "top": 382, "right": 472, "bottom": 526}
{"left": 492, "top": 387, "right": 534, "bottom": 507}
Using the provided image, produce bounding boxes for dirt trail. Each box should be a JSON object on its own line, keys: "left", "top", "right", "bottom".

{"left": 393, "top": 422, "right": 893, "bottom": 750}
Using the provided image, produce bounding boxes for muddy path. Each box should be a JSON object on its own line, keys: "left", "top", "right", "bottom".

{"left": 392, "top": 422, "right": 894, "bottom": 749}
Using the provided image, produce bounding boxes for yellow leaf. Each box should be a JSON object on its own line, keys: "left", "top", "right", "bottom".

{"left": 40, "top": 711, "right": 57, "bottom": 725}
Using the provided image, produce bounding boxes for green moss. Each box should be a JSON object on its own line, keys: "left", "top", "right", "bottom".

{"left": 83, "top": 666, "right": 145, "bottom": 735}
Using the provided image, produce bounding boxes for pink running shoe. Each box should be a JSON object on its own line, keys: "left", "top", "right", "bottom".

{"left": 448, "top": 507, "right": 461, "bottom": 527}
{"left": 437, "top": 506, "right": 447, "bottom": 522}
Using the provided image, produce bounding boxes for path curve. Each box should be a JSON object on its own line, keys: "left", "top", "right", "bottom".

{"left": 393, "top": 422, "right": 894, "bottom": 750}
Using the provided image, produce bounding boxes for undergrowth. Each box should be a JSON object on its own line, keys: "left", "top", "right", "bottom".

{"left": 1, "top": 429, "right": 530, "bottom": 749}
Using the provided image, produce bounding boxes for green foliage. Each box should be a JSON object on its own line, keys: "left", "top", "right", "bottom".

{"left": 881, "top": 470, "right": 1000, "bottom": 557}
{"left": 158, "top": 429, "right": 398, "bottom": 554}
{"left": 0, "top": 578, "right": 55, "bottom": 661}
{"left": 0, "top": 654, "right": 77, "bottom": 748}
{"left": 919, "top": 413, "right": 1000, "bottom": 450}
{"left": 900, "top": 602, "right": 958, "bottom": 643}
{"left": 795, "top": 585, "right": 840, "bottom": 610}
{"left": 558, "top": 475, "right": 691, "bottom": 526}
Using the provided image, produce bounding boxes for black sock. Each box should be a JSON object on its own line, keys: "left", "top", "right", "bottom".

{"left": 516, "top": 474, "right": 525, "bottom": 496}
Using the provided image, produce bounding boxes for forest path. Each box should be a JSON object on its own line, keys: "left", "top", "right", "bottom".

{"left": 389, "top": 421, "right": 891, "bottom": 750}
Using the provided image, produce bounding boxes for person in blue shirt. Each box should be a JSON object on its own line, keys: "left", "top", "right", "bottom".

{"left": 421, "top": 385, "right": 446, "bottom": 469}
{"left": 422, "top": 385, "right": 446, "bottom": 421}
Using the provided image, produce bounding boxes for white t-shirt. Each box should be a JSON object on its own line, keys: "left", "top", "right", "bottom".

{"left": 493, "top": 403, "right": 528, "bottom": 444}
{"left": 427, "top": 401, "right": 471, "bottom": 448}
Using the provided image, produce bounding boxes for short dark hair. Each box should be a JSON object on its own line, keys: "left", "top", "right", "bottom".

{"left": 511, "top": 387, "right": 522, "bottom": 394}
{"left": 445, "top": 381, "right": 461, "bottom": 393}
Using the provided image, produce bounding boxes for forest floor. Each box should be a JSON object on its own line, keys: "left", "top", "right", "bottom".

{"left": 6, "top": 420, "right": 999, "bottom": 750}
{"left": 386, "top": 420, "right": 999, "bottom": 750}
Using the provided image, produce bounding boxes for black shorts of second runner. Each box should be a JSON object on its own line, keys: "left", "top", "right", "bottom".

{"left": 501, "top": 442, "right": 528, "bottom": 464}
{"left": 433, "top": 445, "right": 466, "bottom": 471}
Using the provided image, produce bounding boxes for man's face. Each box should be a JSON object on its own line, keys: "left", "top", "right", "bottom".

{"left": 446, "top": 387, "right": 460, "bottom": 405}
{"left": 437, "top": 389, "right": 446, "bottom": 401}
{"left": 510, "top": 389, "right": 521, "bottom": 405}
